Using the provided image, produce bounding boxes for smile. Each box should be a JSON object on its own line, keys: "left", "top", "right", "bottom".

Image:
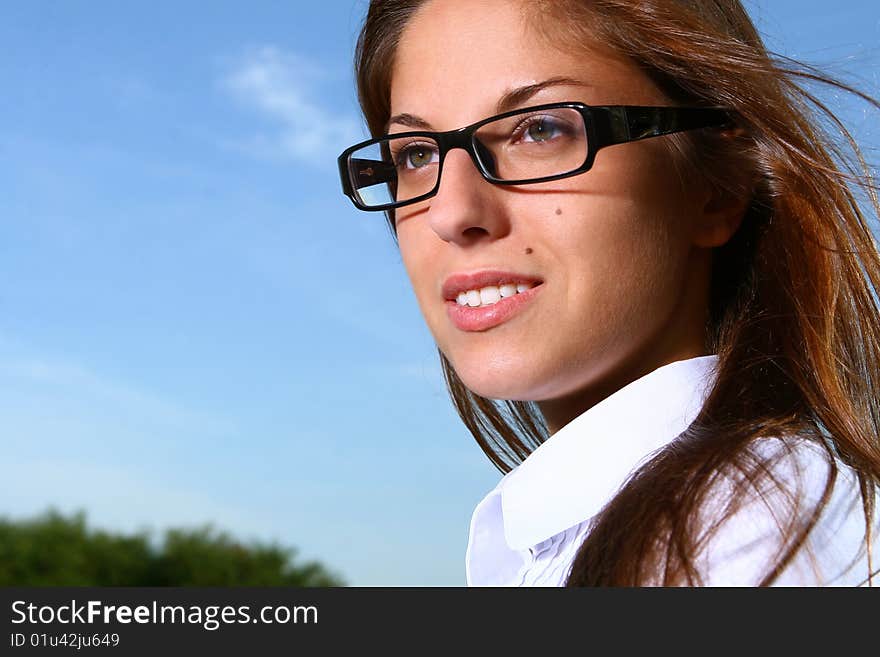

{"left": 442, "top": 270, "right": 544, "bottom": 332}
{"left": 455, "top": 282, "right": 536, "bottom": 308}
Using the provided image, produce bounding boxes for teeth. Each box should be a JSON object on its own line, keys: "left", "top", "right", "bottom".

{"left": 479, "top": 286, "right": 501, "bottom": 305}
{"left": 499, "top": 284, "right": 517, "bottom": 298}
{"left": 455, "top": 282, "right": 535, "bottom": 307}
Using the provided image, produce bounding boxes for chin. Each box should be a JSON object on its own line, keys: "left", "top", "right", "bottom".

{"left": 449, "top": 346, "right": 612, "bottom": 404}
{"left": 450, "top": 357, "right": 549, "bottom": 402}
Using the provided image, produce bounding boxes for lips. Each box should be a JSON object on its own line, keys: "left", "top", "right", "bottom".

{"left": 442, "top": 270, "right": 543, "bottom": 332}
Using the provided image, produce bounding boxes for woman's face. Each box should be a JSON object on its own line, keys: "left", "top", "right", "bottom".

{"left": 389, "top": 0, "right": 729, "bottom": 430}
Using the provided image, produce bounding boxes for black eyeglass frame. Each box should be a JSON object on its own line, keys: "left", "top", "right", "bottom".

{"left": 338, "top": 101, "right": 733, "bottom": 212}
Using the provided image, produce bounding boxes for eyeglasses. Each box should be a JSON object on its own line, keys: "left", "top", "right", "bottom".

{"left": 337, "top": 101, "right": 732, "bottom": 212}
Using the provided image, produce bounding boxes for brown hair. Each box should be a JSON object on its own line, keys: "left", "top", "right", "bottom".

{"left": 354, "top": 0, "right": 880, "bottom": 585}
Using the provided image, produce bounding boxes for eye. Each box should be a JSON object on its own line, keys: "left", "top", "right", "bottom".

{"left": 395, "top": 142, "right": 439, "bottom": 169}
{"left": 521, "top": 117, "right": 563, "bottom": 143}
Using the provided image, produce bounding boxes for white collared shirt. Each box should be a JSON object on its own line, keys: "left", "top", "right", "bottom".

{"left": 465, "top": 354, "right": 878, "bottom": 586}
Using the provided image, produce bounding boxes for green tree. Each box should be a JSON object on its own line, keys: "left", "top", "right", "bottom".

{"left": 0, "top": 509, "right": 345, "bottom": 586}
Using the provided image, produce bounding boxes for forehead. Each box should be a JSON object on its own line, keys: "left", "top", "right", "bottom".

{"left": 389, "top": 0, "right": 662, "bottom": 129}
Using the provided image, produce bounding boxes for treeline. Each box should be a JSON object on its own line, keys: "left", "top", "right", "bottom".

{"left": 0, "top": 509, "right": 344, "bottom": 586}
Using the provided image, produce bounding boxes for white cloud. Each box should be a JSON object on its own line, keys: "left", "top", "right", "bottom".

{"left": 222, "top": 46, "right": 362, "bottom": 165}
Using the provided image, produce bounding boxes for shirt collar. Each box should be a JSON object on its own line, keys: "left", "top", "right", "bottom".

{"left": 499, "top": 354, "right": 719, "bottom": 550}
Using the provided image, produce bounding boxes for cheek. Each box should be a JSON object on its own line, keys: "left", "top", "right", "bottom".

{"left": 397, "top": 225, "right": 444, "bottom": 324}
{"left": 561, "top": 149, "right": 695, "bottom": 297}
{"left": 547, "top": 193, "right": 693, "bottom": 339}
{"left": 549, "top": 192, "right": 684, "bottom": 279}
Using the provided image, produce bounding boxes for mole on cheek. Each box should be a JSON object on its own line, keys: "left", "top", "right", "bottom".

{"left": 524, "top": 247, "right": 533, "bottom": 255}
{"left": 555, "top": 208, "right": 563, "bottom": 216}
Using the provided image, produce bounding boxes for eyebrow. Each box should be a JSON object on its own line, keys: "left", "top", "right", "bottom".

{"left": 384, "top": 76, "right": 591, "bottom": 134}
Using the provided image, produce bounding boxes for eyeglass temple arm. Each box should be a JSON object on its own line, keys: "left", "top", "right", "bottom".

{"left": 600, "top": 106, "right": 733, "bottom": 146}
{"left": 348, "top": 157, "right": 398, "bottom": 191}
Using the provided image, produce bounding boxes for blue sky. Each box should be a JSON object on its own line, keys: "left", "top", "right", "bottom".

{"left": 1, "top": 1, "right": 877, "bottom": 586}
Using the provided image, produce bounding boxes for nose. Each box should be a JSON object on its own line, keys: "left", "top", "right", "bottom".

{"left": 427, "top": 148, "right": 510, "bottom": 246}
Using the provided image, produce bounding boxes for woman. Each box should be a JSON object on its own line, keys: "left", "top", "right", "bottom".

{"left": 338, "top": 0, "right": 880, "bottom": 586}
